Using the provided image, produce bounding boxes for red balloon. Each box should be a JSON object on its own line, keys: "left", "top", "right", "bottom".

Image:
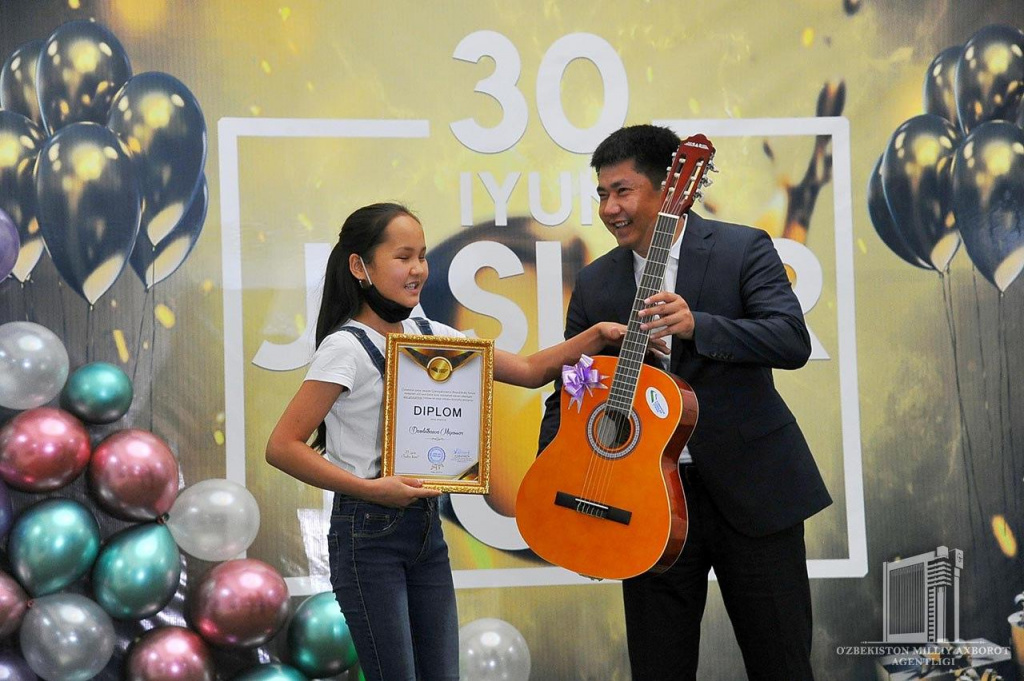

{"left": 125, "top": 626, "right": 214, "bottom": 681}
{"left": 89, "top": 429, "right": 179, "bottom": 520}
{"left": 0, "top": 407, "right": 90, "bottom": 491}
{"left": 0, "top": 570, "right": 27, "bottom": 637}
{"left": 189, "top": 559, "right": 289, "bottom": 648}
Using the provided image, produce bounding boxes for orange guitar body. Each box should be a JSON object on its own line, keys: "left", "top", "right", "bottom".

{"left": 516, "top": 356, "right": 699, "bottom": 580}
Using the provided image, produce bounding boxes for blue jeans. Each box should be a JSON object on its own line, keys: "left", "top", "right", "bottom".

{"left": 328, "top": 494, "right": 459, "bottom": 681}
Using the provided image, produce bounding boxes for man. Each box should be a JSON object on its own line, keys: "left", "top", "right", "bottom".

{"left": 538, "top": 125, "right": 832, "bottom": 680}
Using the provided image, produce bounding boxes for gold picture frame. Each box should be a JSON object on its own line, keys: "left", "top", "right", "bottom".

{"left": 382, "top": 333, "right": 493, "bottom": 494}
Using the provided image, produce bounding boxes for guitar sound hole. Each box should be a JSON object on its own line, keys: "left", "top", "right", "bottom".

{"left": 595, "top": 409, "right": 633, "bottom": 450}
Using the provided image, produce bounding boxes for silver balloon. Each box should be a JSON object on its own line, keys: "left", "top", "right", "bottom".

{"left": 0, "top": 322, "right": 69, "bottom": 410}
{"left": 165, "top": 478, "right": 261, "bottom": 561}
{"left": 20, "top": 593, "right": 115, "bottom": 681}
{"left": 459, "top": 618, "right": 532, "bottom": 681}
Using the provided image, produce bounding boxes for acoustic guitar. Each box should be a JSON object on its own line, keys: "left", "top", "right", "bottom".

{"left": 515, "top": 134, "right": 715, "bottom": 580}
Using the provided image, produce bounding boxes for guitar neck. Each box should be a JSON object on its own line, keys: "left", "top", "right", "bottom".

{"left": 606, "top": 211, "right": 683, "bottom": 414}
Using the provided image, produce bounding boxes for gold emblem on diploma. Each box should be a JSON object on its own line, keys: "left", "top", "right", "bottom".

{"left": 382, "top": 334, "right": 493, "bottom": 494}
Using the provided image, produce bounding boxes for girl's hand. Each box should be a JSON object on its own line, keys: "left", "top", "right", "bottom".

{"left": 367, "top": 476, "right": 441, "bottom": 507}
{"left": 595, "top": 321, "right": 670, "bottom": 357}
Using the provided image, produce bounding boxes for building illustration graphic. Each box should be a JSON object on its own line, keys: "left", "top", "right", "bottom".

{"left": 882, "top": 546, "right": 963, "bottom": 644}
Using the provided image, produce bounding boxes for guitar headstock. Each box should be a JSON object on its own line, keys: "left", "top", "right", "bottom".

{"left": 660, "top": 134, "right": 716, "bottom": 218}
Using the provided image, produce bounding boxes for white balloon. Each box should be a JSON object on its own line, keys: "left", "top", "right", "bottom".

{"left": 166, "top": 478, "right": 261, "bottom": 561}
{"left": 0, "top": 322, "right": 69, "bottom": 410}
{"left": 20, "top": 593, "right": 115, "bottom": 681}
{"left": 459, "top": 618, "right": 532, "bottom": 681}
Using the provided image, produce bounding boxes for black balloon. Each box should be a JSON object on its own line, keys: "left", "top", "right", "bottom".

{"left": 35, "top": 122, "right": 141, "bottom": 304}
{"left": 107, "top": 71, "right": 207, "bottom": 251}
{"left": 924, "top": 45, "right": 962, "bottom": 130}
{"left": 881, "top": 114, "right": 961, "bottom": 271}
{"left": 952, "top": 121, "right": 1024, "bottom": 292}
{"left": 868, "top": 155, "right": 931, "bottom": 269}
{"left": 0, "top": 110, "right": 46, "bottom": 282}
{"left": 0, "top": 40, "right": 45, "bottom": 128}
{"left": 955, "top": 24, "right": 1024, "bottom": 134}
{"left": 36, "top": 20, "right": 132, "bottom": 135}
{"left": 130, "top": 174, "right": 208, "bottom": 289}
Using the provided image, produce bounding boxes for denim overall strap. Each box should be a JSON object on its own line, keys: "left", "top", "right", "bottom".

{"left": 410, "top": 317, "right": 433, "bottom": 335}
{"left": 336, "top": 326, "right": 386, "bottom": 379}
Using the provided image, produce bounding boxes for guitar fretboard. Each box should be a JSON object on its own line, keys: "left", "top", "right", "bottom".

{"left": 606, "top": 211, "right": 682, "bottom": 416}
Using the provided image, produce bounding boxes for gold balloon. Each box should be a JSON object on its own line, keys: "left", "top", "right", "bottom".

{"left": 0, "top": 40, "right": 44, "bottom": 128}
{"left": 35, "top": 122, "right": 141, "bottom": 304}
{"left": 0, "top": 111, "right": 45, "bottom": 282}
{"left": 35, "top": 20, "right": 132, "bottom": 135}
{"left": 955, "top": 24, "right": 1024, "bottom": 133}
{"left": 881, "top": 114, "right": 961, "bottom": 271}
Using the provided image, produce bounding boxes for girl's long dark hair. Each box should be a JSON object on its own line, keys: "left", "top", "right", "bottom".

{"left": 311, "top": 202, "right": 418, "bottom": 451}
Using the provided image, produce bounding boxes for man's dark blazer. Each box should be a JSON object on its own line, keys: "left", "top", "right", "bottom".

{"left": 538, "top": 212, "right": 832, "bottom": 537}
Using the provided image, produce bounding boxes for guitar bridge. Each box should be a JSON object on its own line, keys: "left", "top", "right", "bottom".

{"left": 554, "top": 491, "right": 632, "bottom": 525}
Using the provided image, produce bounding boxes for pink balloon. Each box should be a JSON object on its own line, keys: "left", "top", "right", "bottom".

{"left": 125, "top": 626, "right": 214, "bottom": 681}
{"left": 89, "top": 429, "right": 179, "bottom": 520}
{"left": 0, "top": 570, "right": 28, "bottom": 637}
{"left": 0, "top": 407, "right": 90, "bottom": 491}
{"left": 189, "top": 559, "right": 289, "bottom": 648}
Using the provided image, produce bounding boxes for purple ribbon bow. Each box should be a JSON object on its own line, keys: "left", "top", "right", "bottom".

{"left": 561, "top": 354, "right": 607, "bottom": 412}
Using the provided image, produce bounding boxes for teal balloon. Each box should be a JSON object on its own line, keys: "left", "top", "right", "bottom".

{"left": 287, "top": 591, "right": 358, "bottom": 677}
{"left": 92, "top": 523, "right": 181, "bottom": 620}
{"left": 234, "top": 664, "right": 309, "bottom": 681}
{"left": 60, "top": 361, "right": 133, "bottom": 424}
{"left": 8, "top": 498, "right": 100, "bottom": 596}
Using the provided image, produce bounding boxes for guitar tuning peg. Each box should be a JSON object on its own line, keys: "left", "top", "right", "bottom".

{"left": 707, "top": 161, "right": 719, "bottom": 173}
{"left": 700, "top": 177, "right": 712, "bottom": 187}
{"left": 694, "top": 191, "right": 704, "bottom": 201}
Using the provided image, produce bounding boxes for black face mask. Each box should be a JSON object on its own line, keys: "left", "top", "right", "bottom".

{"left": 358, "top": 257, "right": 414, "bottom": 323}
{"left": 360, "top": 283, "right": 414, "bottom": 323}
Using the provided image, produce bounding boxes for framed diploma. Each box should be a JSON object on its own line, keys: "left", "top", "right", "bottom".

{"left": 382, "top": 334, "right": 493, "bottom": 494}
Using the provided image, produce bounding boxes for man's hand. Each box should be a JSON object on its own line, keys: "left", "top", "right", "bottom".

{"left": 637, "top": 292, "right": 695, "bottom": 341}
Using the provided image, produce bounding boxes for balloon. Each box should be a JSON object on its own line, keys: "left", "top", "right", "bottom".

{"left": 35, "top": 122, "right": 142, "bottom": 304}
{"left": 868, "top": 155, "right": 932, "bottom": 270}
{"left": 459, "top": 618, "right": 532, "bottom": 681}
{"left": 19, "top": 593, "right": 115, "bottom": 681}
{"left": 234, "top": 664, "right": 308, "bottom": 681}
{"left": 0, "top": 322, "right": 69, "bottom": 411}
{"left": 89, "top": 429, "right": 178, "bottom": 520}
{"left": 93, "top": 523, "right": 181, "bottom": 620}
{"left": 0, "top": 571, "right": 29, "bottom": 637}
{"left": 125, "top": 626, "right": 214, "bottom": 681}
{"left": 952, "top": 121, "right": 1024, "bottom": 292}
{"left": 0, "top": 652, "right": 36, "bottom": 681}
{"left": 0, "top": 407, "right": 89, "bottom": 492}
{"left": 287, "top": 592, "right": 358, "bottom": 677}
{"left": 881, "top": 114, "right": 961, "bottom": 271}
{"left": 107, "top": 72, "right": 207, "bottom": 251}
{"left": 36, "top": 20, "right": 132, "bottom": 135}
{"left": 8, "top": 498, "right": 100, "bottom": 596}
{"left": 0, "top": 111, "right": 45, "bottom": 283}
{"left": 60, "top": 361, "right": 133, "bottom": 424}
{"left": 0, "top": 40, "right": 44, "bottom": 127}
{"left": 924, "top": 45, "right": 962, "bottom": 130}
{"left": 189, "top": 559, "right": 289, "bottom": 649}
{"left": 0, "top": 478, "right": 12, "bottom": 540}
{"left": 956, "top": 24, "right": 1024, "bottom": 134}
{"left": 130, "top": 175, "right": 208, "bottom": 289}
{"left": 166, "top": 478, "right": 260, "bottom": 561}
{"left": 0, "top": 208, "right": 18, "bottom": 281}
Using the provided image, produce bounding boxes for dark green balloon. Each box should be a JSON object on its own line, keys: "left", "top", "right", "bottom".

{"left": 61, "top": 361, "right": 133, "bottom": 424}
{"left": 8, "top": 498, "right": 100, "bottom": 596}
{"left": 287, "top": 591, "right": 358, "bottom": 677}
{"left": 92, "top": 523, "right": 181, "bottom": 620}
{"left": 234, "top": 664, "right": 309, "bottom": 681}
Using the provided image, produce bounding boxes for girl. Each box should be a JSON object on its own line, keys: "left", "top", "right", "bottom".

{"left": 266, "top": 203, "right": 640, "bottom": 681}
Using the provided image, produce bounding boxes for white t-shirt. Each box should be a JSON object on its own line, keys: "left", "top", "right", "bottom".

{"left": 305, "top": 317, "right": 464, "bottom": 478}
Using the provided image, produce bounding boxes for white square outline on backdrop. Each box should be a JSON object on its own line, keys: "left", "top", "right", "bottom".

{"left": 218, "top": 116, "right": 865, "bottom": 593}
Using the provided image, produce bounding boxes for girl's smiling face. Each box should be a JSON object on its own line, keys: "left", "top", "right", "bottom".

{"left": 358, "top": 213, "right": 429, "bottom": 309}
